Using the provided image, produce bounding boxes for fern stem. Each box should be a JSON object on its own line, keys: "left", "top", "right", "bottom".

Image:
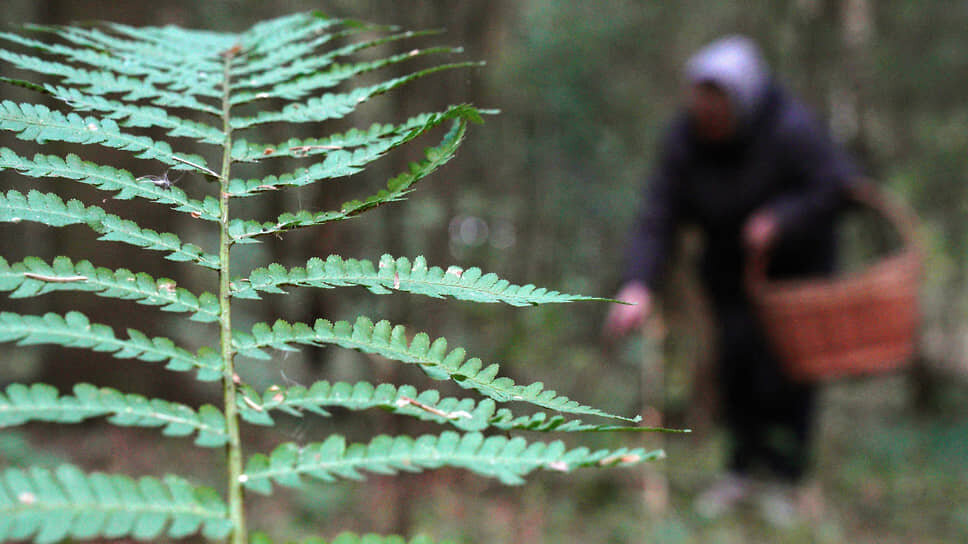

{"left": 218, "top": 44, "right": 247, "bottom": 544}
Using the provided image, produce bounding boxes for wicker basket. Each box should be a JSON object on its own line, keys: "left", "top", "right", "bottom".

{"left": 746, "top": 183, "right": 923, "bottom": 382}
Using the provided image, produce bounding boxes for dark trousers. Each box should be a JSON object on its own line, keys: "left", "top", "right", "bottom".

{"left": 714, "top": 304, "right": 816, "bottom": 482}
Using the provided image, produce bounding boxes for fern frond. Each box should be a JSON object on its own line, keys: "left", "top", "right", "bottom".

{"left": 0, "top": 149, "right": 218, "bottom": 220}
{"left": 232, "top": 254, "right": 601, "bottom": 307}
{"left": 228, "top": 118, "right": 467, "bottom": 240}
{"left": 0, "top": 312, "right": 222, "bottom": 381}
{"left": 0, "top": 13, "right": 648, "bottom": 540}
{"left": 231, "top": 45, "right": 462, "bottom": 106}
{"left": 0, "top": 37, "right": 222, "bottom": 114}
{"left": 40, "top": 23, "right": 227, "bottom": 72}
{"left": 2, "top": 27, "right": 207, "bottom": 80}
{"left": 0, "top": 383, "right": 227, "bottom": 447}
{"left": 237, "top": 12, "right": 342, "bottom": 59}
{"left": 232, "top": 104, "right": 480, "bottom": 163}
{"left": 250, "top": 531, "right": 454, "bottom": 544}
{"left": 232, "top": 317, "right": 635, "bottom": 422}
{"left": 228, "top": 107, "right": 478, "bottom": 201}
{"left": 46, "top": 85, "right": 225, "bottom": 143}
{"left": 231, "top": 63, "right": 481, "bottom": 129}
{"left": 232, "top": 24, "right": 397, "bottom": 95}
{"left": 242, "top": 431, "right": 661, "bottom": 494}
{"left": 0, "top": 256, "right": 219, "bottom": 322}
{"left": 0, "top": 101, "right": 216, "bottom": 175}
{"left": 0, "top": 190, "right": 219, "bottom": 268}
{"left": 37, "top": 24, "right": 230, "bottom": 96}
{"left": 233, "top": 21, "right": 422, "bottom": 89}
{"left": 0, "top": 465, "right": 232, "bottom": 542}
{"left": 237, "top": 380, "right": 672, "bottom": 434}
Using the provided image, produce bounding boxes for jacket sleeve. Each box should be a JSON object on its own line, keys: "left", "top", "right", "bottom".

{"left": 624, "top": 127, "right": 684, "bottom": 291}
{"left": 767, "top": 109, "right": 858, "bottom": 240}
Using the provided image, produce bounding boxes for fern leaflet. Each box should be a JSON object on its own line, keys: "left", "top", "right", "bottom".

{"left": 233, "top": 13, "right": 344, "bottom": 65}
{"left": 0, "top": 465, "right": 231, "bottom": 542}
{"left": 232, "top": 254, "right": 603, "bottom": 306}
{"left": 0, "top": 101, "right": 215, "bottom": 175}
{"left": 231, "top": 64, "right": 481, "bottom": 129}
{"left": 0, "top": 32, "right": 222, "bottom": 113}
{"left": 231, "top": 45, "right": 462, "bottom": 106}
{"left": 230, "top": 104, "right": 483, "bottom": 162}
{"left": 237, "top": 380, "right": 673, "bottom": 434}
{"left": 0, "top": 148, "right": 219, "bottom": 220}
{"left": 0, "top": 383, "right": 227, "bottom": 447}
{"left": 232, "top": 317, "right": 636, "bottom": 421}
{"left": 232, "top": 23, "right": 423, "bottom": 90}
{"left": 0, "top": 256, "right": 219, "bottom": 322}
{"left": 0, "top": 311, "right": 221, "bottom": 381}
{"left": 227, "top": 118, "right": 469, "bottom": 239}
{"left": 242, "top": 431, "right": 661, "bottom": 494}
{"left": 0, "top": 190, "right": 219, "bottom": 268}
{"left": 47, "top": 85, "right": 225, "bottom": 143}
{"left": 38, "top": 23, "right": 231, "bottom": 97}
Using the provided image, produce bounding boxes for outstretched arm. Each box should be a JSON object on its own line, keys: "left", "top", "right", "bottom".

{"left": 605, "top": 128, "right": 684, "bottom": 338}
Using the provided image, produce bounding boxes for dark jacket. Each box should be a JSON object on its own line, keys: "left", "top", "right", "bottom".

{"left": 625, "top": 83, "right": 857, "bottom": 307}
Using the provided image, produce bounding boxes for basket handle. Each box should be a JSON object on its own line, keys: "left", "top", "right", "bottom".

{"left": 745, "top": 180, "right": 923, "bottom": 296}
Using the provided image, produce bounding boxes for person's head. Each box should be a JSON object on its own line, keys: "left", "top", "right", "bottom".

{"left": 689, "top": 81, "right": 735, "bottom": 142}
{"left": 685, "top": 35, "right": 769, "bottom": 142}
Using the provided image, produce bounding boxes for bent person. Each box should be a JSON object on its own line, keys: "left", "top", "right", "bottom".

{"left": 603, "top": 36, "right": 857, "bottom": 523}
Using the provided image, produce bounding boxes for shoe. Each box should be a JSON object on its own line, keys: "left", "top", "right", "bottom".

{"left": 757, "top": 484, "right": 799, "bottom": 527}
{"left": 694, "top": 473, "right": 754, "bottom": 519}
{"left": 756, "top": 479, "right": 825, "bottom": 527}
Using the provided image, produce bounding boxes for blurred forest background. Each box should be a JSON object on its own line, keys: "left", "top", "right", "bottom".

{"left": 1, "top": 1, "right": 967, "bottom": 543}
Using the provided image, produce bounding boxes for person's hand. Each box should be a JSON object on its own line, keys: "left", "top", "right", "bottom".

{"left": 744, "top": 210, "right": 779, "bottom": 251}
{"left": 603, "top": 281, "right": 652, "bottom": 340}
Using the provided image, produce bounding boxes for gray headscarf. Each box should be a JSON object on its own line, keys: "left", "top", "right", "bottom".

{"left": 685, "top": 35, "right": 770, "bottom": 121}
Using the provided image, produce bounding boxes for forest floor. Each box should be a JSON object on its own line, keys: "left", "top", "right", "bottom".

{"left": 645, "top": 373, "right": 968, "bottom": 544}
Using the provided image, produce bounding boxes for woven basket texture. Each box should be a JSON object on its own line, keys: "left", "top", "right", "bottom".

{"left": 747, "top": 185, "right": 923, "bottom": 382}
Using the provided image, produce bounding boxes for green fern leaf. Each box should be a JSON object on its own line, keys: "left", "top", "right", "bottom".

{"left": 0, "top": 383, "right": 227, "bottom": 447}
{"left": 0, "top": 256, "right": 219, "bottom": 322}
{"left": 0, "top": 37, "right": 222, "bottom": 114}
{"left": 233, "top": 20, "right": 418, "bottom": 91}
{"left": 0, "top": 465, "right": 231, "bottom": 542}
{"left": 0, "top": 312, "right": 221, "bottom": 381}
{"left": 27, "top": 22, "right": 227, "bottom": 72}
{"left": 229, "top": 104, "right": 483, "bottom": 162}
{"left": 106, "top": 20, "right": 234, "bottom": 54}
{"left": 232, "top": 45, "right": 462, "bottom": 106}
{"left": 0, "top": 148, "right": 218, "bottom": 220}
{"left": 232, "top": 64, "right": 481, "bottom": 129}
{"left": 0, "top": 101, "right": 216, "bottom": 175}
{"left": 237, "top": 380, "right": 673, "bottom": 434}
{"left": 229, "top": 104, "right": 479, "bottom": 185}
{"left": 232, "top": 317, "right": 635, "bottom": 422}
{"left": 45, "top": 85, "right": 225, "bottom": 143}
{"left": 230, "top": 24, "right": 411, "bottom": 102}
{"left": 30, "top": 23, "right": 231, "bottom": 97}
{"left": 228, "top": 118, "right": 467, "bottom": 240}
{"left": 0, "top": 190, "right": 219, "bottom": 268}
{"left": 242, "top": 431, "right": 661, "bottom": 494}
{"left": 232, "top": 254, "right": 601, "bottom": 306}
{"left": 235, "top": 12, "right": 350, "bottom": 60}
{"left": 235, "top": 12, "right": 344, "bottom": 63}
{"left": 228, "top": 130, "right": 469, "bottom": 208}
